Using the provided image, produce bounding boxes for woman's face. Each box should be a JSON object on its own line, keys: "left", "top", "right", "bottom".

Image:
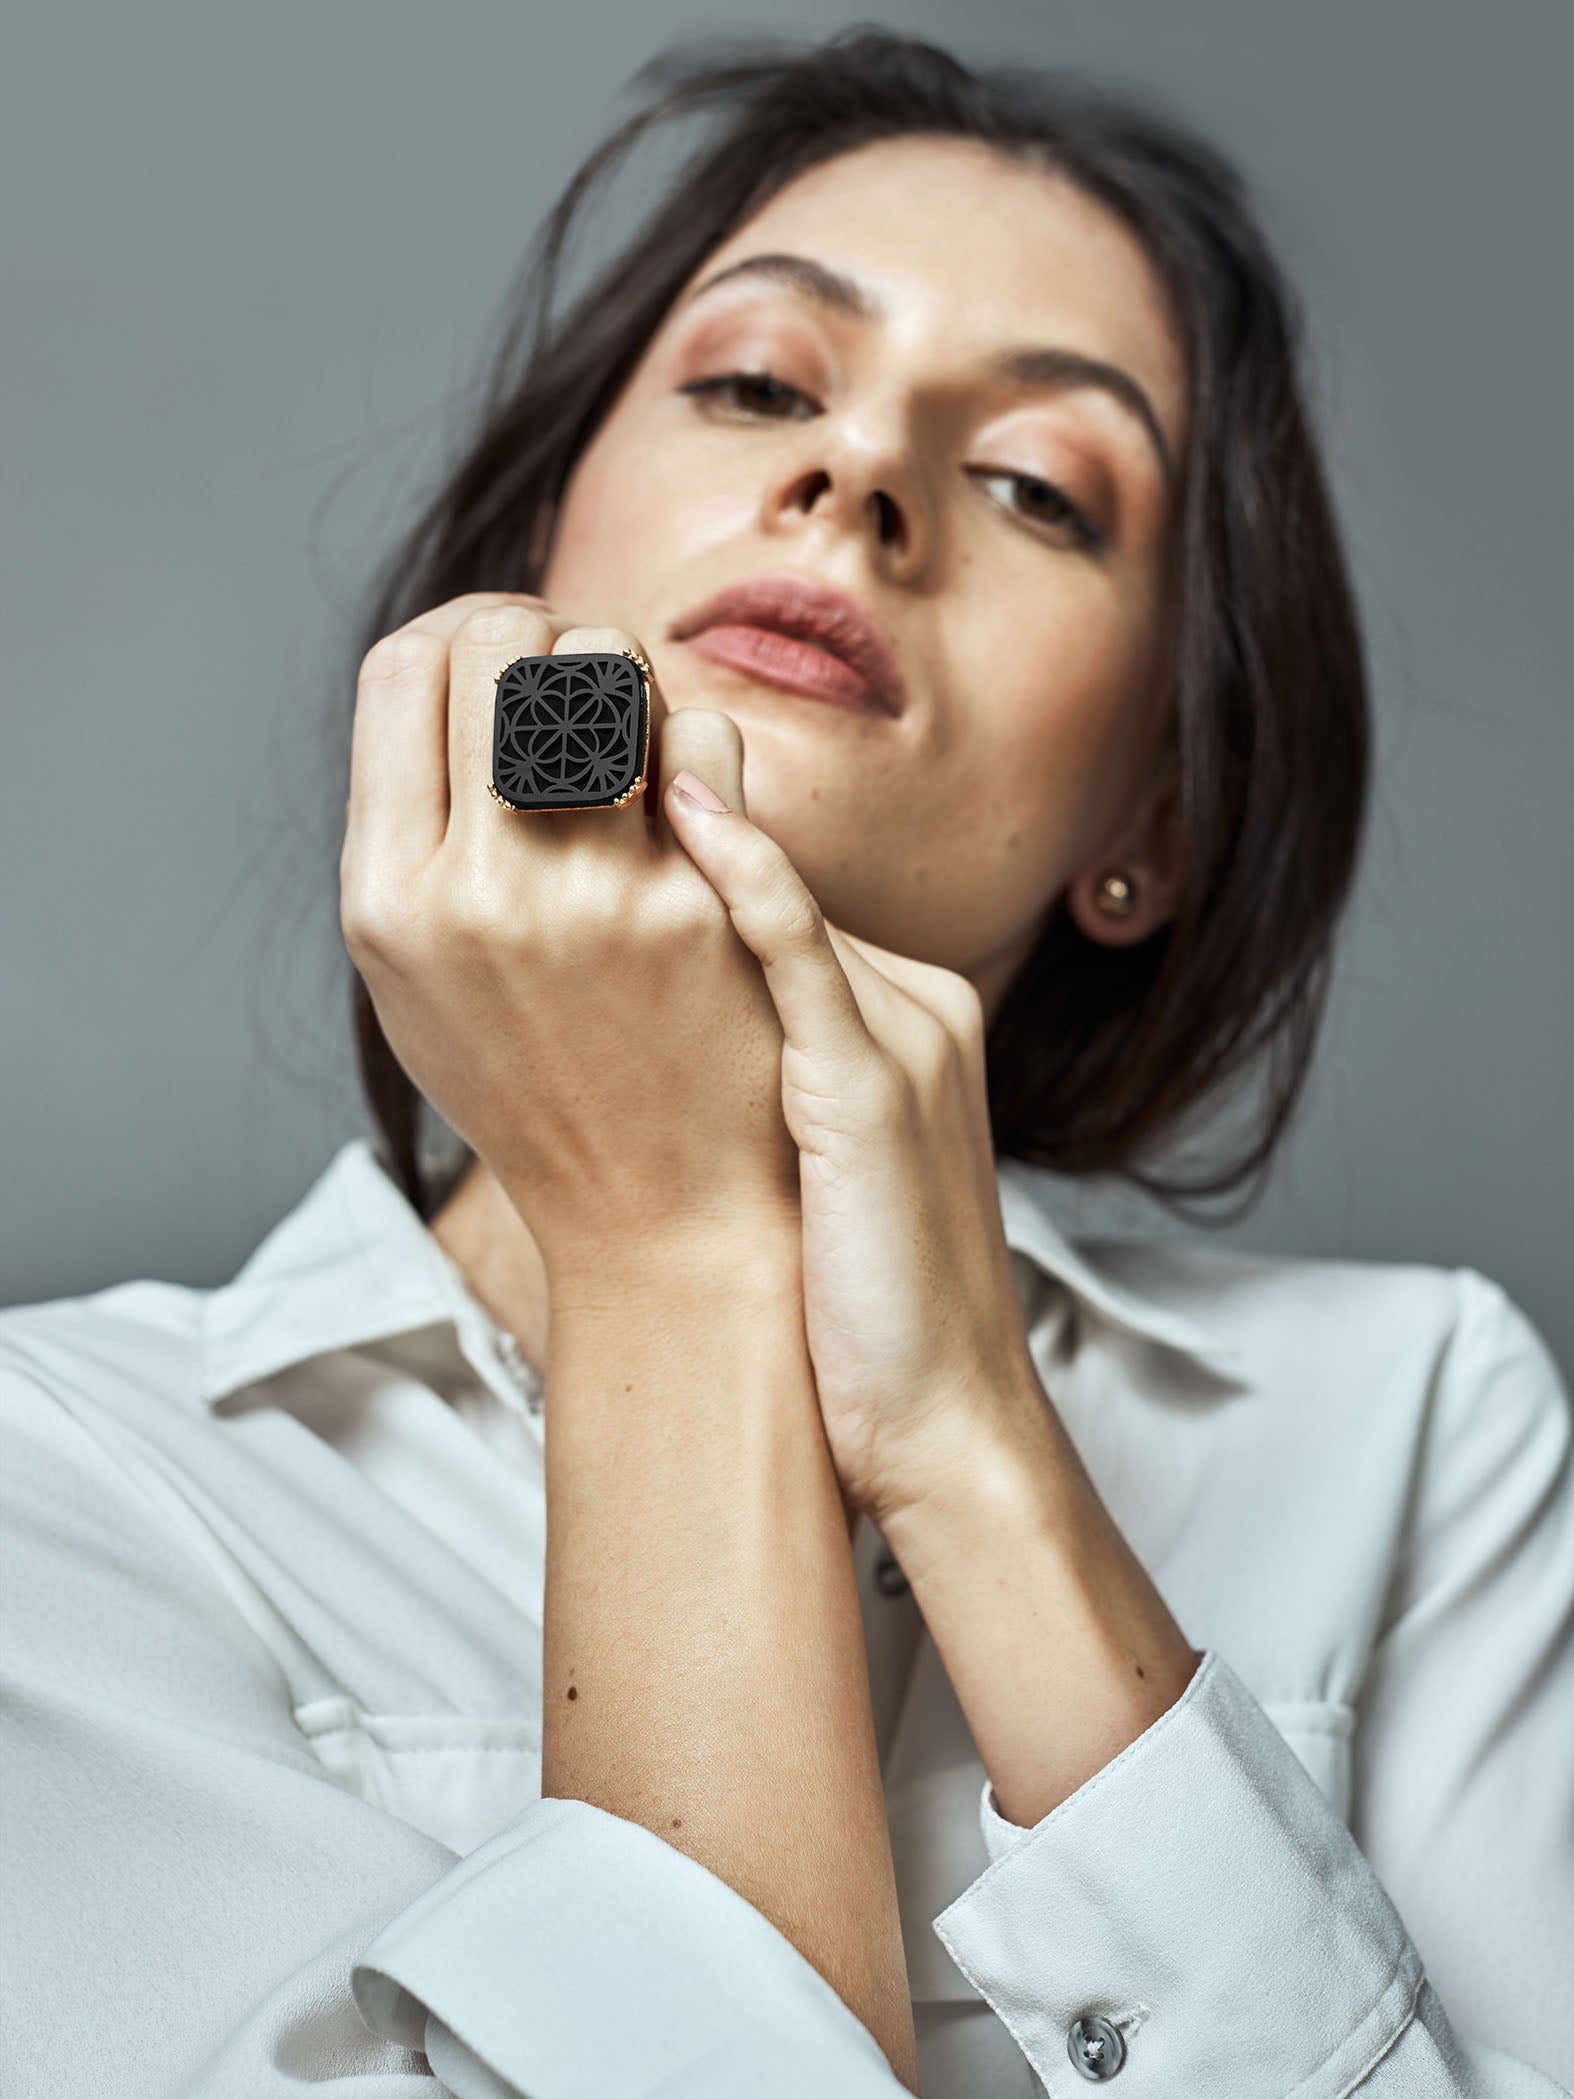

{"left": 539, "top": 135, "right": 1190, "bottom": 1022}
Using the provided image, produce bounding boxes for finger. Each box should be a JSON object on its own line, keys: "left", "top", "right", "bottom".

{"left": 345, "top": 592, "right": 550, "bottom": 879}
{"left": 821, "top": 923, "right": 972, "bottom": 1037}
{"left": 663, "top": 791, "right": 880, "bottom": 1102}
{"left": 649, "top": 706, "right": 747, "bottom": 856}
{"left": 818, "top": 921, "right": 924, "bottom": 1036}
{"left": 444, "top": 602, "right": 564, "bottom": 848}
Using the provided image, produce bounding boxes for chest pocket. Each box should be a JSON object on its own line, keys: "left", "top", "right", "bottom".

{"left": 1260, "top": 1693, "right": 1355, "bottom": 1825}
{"left": 292, "top": 1695, "right": 543, "bottom": 1857}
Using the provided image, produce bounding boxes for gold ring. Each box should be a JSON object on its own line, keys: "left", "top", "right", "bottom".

{"left": 488, "top": 644, "right": 653, "bottom": 813}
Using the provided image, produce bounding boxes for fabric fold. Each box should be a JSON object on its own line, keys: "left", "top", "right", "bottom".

{"left": 352, "top": 1796, "right": 907, "bottom": 2098}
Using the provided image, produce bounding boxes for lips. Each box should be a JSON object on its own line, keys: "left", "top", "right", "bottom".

{"left": 668, "top": 572, "right": 907, "bottom": 718}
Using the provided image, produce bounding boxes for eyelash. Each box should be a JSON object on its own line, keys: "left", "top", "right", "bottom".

{"left": 677, "top": 368, "right": 1104, "bottom": 552}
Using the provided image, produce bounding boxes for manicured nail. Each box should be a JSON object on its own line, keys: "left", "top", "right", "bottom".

{"left": 671, "top": 768, "right": 729, "bottom": 813}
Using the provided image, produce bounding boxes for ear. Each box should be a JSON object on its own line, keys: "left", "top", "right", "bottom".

{"left": 1065, "top": 761, "right": 1187, "bottom": 949}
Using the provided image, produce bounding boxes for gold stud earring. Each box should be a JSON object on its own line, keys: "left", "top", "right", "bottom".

{"left": 1095, "top": 871, "right": 1138, "bottom": 917}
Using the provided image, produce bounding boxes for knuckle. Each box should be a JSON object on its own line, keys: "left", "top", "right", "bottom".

{"left": 939, "top": 967, "right": 984, "bottom": 1034}
{"left": 339, "top": 882, "right": 402, "bottom": 966}
{"left": 575, "top": 866, "right": 649, "bottom": 940}
{"left": 359, "top": 630, "right": 441, "bottom": 684}
{"left": 765, "top": 862, "right": 823, "bottom": 947}
{"left": 670, "top": 704, "right": 744, "bottom": 744}
{"left": 865, "top": 1046, "right": 916, "bottom": 1123}
{"left": 444, "top": 872, "right": 510, "bottom": 946}
{"left": 456, "top": 605, "right": 553, "bottom": 651}
{"left": 452, "top": 590, "right": 549, "bottom": 613}
{"left": 554, "top": 625, "right": 633, "bottom": 654}
{"left": 341, "top": 861, "right": 441, "bottom": 974}
{"left": 780, "top": 891, "right": 824, "bottom": 953}
{"left": 448, "top": 860, "right": 544, "bottom": 954}
{"left": 639, "top": 861, "right": 723, "bottom": 942}
{"left": 663, "top": 706, "right": 744, "bottom": 771}
{"left": 664, "top": 702, "right": 739, "bottom": 739}
{"left": 912, "top": 1006, "right": 960, "bottom": 1081}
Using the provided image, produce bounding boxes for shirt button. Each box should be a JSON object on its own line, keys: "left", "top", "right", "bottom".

{"left": 873, "top": 1549, "right": 911, "bottom": 1598}
{"left": 493, "top": 1329, "right": 543, "bottom": 1414}
{"left": 1067, "top": 2014, "right": 1126, "bottom": 2080}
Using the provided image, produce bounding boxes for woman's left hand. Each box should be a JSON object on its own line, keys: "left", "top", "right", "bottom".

{"left": 666, "top": 755, "right": 1046, "bottom": 1531}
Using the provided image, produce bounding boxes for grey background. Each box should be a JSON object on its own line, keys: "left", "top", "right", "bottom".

{"left": 4, "top": 2, "right": 1570, "bottom": 1375}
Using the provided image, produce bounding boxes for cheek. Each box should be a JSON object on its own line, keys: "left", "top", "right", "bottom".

{"left": 998, "top": 635, "right": 1119, "bottom": 760}
{"left": 547, "top": 446, "right": 653, "bottom": 582}
{"left": 545, "top": 420, "right": 739, "bottom": 601}
{"left": 961, "top": 624, "right": 1154, "bottom": 852}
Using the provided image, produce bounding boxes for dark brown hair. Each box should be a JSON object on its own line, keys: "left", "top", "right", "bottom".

{"left": 340, "top": 23, "right": 1370, "bottom": 1225}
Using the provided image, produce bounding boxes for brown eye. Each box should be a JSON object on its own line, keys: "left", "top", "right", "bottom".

{"left": 678, "top": 370, "right": 815, "bottom": 419}
{"left": 969, "top": 467, "right": 1103, "bottom": 553}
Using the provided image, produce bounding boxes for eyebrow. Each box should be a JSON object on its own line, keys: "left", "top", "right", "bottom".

{"left": 682, "top": 249, "right": 1177, "bottom": 489}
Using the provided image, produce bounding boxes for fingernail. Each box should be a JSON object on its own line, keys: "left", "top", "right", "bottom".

{"left": 672, "top": 768, "right": 729, "bottom": 813}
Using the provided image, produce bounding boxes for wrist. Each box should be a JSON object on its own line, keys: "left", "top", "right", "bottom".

{"left": 876, "top": 1368, "right": 1058, "bottom": 1573}
{"left": 540, "top": 1224, "right": 812, "bottom": 1462}
{"left": 537, "top": 1210, "right": 801, "bottom": 1319}
{"left": 871, "top": 1349, "right": 1066, "bottom": 1553}
{"left": 878, "top": 1385, "right": 1201, "bottom": 1826}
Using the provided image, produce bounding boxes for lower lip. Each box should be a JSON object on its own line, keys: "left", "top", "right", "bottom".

{"left": 682, "top": 624, "right": 893, "bottom": 716}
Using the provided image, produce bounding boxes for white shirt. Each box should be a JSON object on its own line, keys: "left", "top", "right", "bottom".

{"left": 2, "top": 1136, "right": 1571, "bottom": 2098}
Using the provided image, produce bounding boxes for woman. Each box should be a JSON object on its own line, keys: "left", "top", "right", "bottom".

{"left": 3, "top": 26, "right": 1569, "bottom": 2099}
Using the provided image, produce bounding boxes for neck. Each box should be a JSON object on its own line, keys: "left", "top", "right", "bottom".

{"left": 429, "top": 1159, "right": 552, "bottom": 1380}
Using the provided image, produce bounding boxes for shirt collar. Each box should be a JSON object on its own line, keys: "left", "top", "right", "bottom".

{"left": 993, "top": 1156, "right": 1245, "bottom": 1380}
{"left": 199, "top": 1138, "right": 1244, "bottom": 1406}
{"left": 199, "top": 1140, "right": 498, "bottom": 1405}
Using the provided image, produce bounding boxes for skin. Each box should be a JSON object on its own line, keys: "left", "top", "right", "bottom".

{"left": 431, "top": 133, "right": 1188, "bottom": 1368}
{"left": 344, "top": 135, "right": 1199, "bottom": 2088}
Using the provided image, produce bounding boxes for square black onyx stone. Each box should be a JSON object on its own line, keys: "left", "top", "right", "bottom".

{"left": 490, "top": 651, "right": 649, "bottom": 811}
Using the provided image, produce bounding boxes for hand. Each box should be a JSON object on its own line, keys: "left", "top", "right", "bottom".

{"left": 339, "top": 593, "right": 802, "bottom": 1286}
{"left": 664, "top": 777, "right": 1044, "bottom": 1529}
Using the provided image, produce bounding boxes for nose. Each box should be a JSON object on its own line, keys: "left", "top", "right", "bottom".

{"left": 770, "top": 418, "right": 927, "bottom": 574}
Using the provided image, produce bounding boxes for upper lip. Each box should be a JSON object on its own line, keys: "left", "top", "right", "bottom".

{"left": 668, "top": 571, "right": 907, "bottom": 717}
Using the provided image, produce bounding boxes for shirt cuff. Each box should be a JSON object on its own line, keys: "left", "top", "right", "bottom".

{"left": 932, "top": 1647, "right": 1425, "bottom": 2098}
{"left": 351, "top": 1794, "right": 907, "bottom": 2098}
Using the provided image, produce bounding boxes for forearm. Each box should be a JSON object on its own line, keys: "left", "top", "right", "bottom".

{"left": 540, "top": 1234, "right": 918, "bottom": 2091}
{"left": 881, "top": 1375, "right": 1201, "bottom": 1829}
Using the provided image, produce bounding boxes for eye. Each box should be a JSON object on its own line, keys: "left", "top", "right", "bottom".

{"left": 678, "top": 369, "right": 816, "bottom": 420}
{"left": 969, "top": 468, "right": 1103, "bottom": 553}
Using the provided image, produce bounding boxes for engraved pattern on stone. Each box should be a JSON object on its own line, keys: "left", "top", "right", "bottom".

{"left": 492, "top": 653, "right": 644, "bottom": 808}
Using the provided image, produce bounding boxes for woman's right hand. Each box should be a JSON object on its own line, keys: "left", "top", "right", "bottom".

{"left": 339, "top": 592, "right": 803, "bottom": 1286}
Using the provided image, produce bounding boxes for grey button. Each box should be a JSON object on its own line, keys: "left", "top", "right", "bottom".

{"left": 873, "top": 1549, "right": 911, "bottom": 1598}
{"left": 493, "top": 1329, "right": 543, "bottom": 1414}
{"left": 1068, "top": 2014, "right": 1126, "bottom": 2080}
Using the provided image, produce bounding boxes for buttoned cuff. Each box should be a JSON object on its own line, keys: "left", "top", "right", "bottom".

{"left": 351, "top": 1795, "right": 906, "bottom": 2098}
{"left": 932, "top": 1648, "right": 1424, "bottom": 2097}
